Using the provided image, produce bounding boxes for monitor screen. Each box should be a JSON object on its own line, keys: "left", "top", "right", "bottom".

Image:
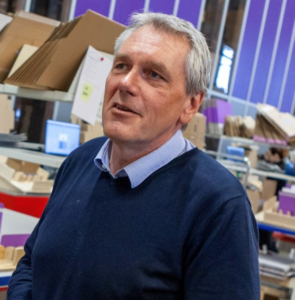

{"left": 45, "top": 120, "right": 81, "bottom": 156}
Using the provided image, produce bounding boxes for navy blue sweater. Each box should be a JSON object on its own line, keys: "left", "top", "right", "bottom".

{"left": 8, "top": 137, "right": 260, "bottom": 300}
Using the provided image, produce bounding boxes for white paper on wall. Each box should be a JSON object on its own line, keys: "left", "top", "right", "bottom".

{"left": 72, "top": 46, "right": 113, "bottom": 125}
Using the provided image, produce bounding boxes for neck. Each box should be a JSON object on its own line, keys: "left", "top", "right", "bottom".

{"left": 109, "top": 132, "right": 180, "bottom": 175}
{"left": 108, "top": 140, "right": 157, "bottom": 175}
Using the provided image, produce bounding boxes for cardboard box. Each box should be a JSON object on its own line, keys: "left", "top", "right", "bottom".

{"left": 80, "top": 130, "right": 104, "bottom": 144}
{"left": 183, "top": 113, "right": 206, "bottom": 149}
{"left": 5, "top": 10, "right": 125, "bottom": 91}
{"left": 21, "top": 162, "right": 39, "bottom": 174}
{"left": 233, "top": 144, "right": 258, "bottom": 168}
{"left": 257, "top": 104, "right": 295, "bottom": 144}
{"left": 0, "top": 94, "right": 14, "bottom": 133}
{"left": 0, "top": 11, "right": 60, "bottom": 82}
{"left": 246, "top": 188, "right": 260, "bottom": 214}
{"left": 260, "top": 179, "right": 278, "bottom": 201}
{"left": 81, "top": 122, "right": 104, "bottom": 134}
{"left": 6, "top": 158, "right": 22, "bottom": 171}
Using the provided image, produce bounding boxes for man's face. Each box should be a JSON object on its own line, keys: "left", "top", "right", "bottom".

{"left": 102, "top": 25, "right": 199, "bottom": 151}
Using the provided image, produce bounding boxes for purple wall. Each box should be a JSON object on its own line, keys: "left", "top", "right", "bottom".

{"left": 250, "top": 0, "right": 282, "bottom": 104}
{"left": 113, "top": 0, "right": 145, "bottom": 25}
{"left": 232, "top": 0, "right": 266, "bottom": 100}
{"left": 177, "top": 0, "right": 202, "bottom": 27}
{"left": 148, "top": 0, "right": 175, "bottom": 14}
{"left": 74, "top": 0, "right": 111, "bottom": 18}
{"left": 267, "top": 0, "right": 295, "bottom": 109}
{"left": 281, "top": 45, "right": 295, "bottom": 113}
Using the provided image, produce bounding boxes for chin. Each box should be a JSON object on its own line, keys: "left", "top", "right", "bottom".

{"left": 104, "top": 125, "right": 130, "bottom": 142}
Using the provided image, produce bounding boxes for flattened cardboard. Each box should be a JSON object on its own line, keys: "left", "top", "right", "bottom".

{"left": 7, "top": 44, "right": 38, "bottom": 77}
{"left": 0, "top": 12, "right": 59, "bottom": 82}
{"left": 258, "top": 104, "right": 295, "bottom": 141}
{"left": 5, "top": 10, "right": 125, "bottom": 91}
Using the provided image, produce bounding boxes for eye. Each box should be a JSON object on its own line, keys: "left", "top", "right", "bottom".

{"left": 114, "top": 63, "right": 126, "bottom": 70}
{"left": 150, "top": 71, "right": 161, "bottom": 79}
{"left": 146, "top": 69, "right": 164, "bottom": 80}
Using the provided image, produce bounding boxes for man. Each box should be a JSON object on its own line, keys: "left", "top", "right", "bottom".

{"left": 8, "top": 12, "right": 260, "bottom": 300}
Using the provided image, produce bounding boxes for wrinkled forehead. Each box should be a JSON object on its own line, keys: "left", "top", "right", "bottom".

{"left": 116, "top": 26, "right": 190, "bottom": 65}
{"left": 117, "top": 24, "right": 191, "bottom": 54}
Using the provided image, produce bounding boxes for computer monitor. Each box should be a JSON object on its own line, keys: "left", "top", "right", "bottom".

{"left": 45, "top": 120, "right": 81, "bottom": 156}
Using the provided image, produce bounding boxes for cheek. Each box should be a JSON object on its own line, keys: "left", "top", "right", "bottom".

{"left": 104, "top": 76, "right": 118, "bottom": 98}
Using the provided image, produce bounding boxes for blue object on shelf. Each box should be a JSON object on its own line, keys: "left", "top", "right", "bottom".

{"left": 285, "top": 161, "right": 295, "bottom": 176}
{"left": 226, "top": 146, "right": 245, "bottom": 162}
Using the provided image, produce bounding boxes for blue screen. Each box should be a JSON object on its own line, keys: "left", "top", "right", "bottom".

{"left": 45, "top": 120, "right": 81, "bottom": 156}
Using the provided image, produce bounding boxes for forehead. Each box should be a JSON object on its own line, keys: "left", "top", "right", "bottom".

{"left": 116, "top": 25, "right": 190, "bottom": 61}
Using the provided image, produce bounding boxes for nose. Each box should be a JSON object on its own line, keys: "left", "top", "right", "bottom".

{"left": 118, "top": 68, "right": 139, "bottom": 96}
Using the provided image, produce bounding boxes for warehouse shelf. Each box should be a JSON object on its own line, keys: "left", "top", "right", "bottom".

{"left": 219, "top": 159, "right": 295, "bottom": 182}
{"left": 206, "top": 134, "right": 293, "bottom": 150}
{"left": 0, "top": 84, "right": 74, "bottom": 102}
{"left": 0, "top": 147, "right": 65, "bottom": 168}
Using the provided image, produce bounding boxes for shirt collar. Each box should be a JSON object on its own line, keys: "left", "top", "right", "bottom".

{"left": 94, "top": 130, "right": 188, "bottom": 188}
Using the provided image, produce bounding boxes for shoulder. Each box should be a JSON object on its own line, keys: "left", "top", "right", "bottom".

{"left": 172, "top": 148, "right": 244, "bottom": 191}
{"left": 161, "top": 148, "right": 248, "bottom": 208}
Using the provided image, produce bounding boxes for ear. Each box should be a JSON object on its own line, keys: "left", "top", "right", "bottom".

{"left": 179, "top": 93, "right": 204, "bottom": 125}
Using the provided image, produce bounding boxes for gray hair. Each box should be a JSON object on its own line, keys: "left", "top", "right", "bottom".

{"left": 114, "top": 12, "right": 211, "bottom": 95}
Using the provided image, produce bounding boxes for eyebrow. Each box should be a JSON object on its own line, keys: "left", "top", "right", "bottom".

{"left": 114, "top": 54, "right": 172, "bottom": 81}
{"left": 144, "top": 60, "right": 171, "bottom": 81}
{"left": 114, "top": 53, "right": 132, "bottom": 64}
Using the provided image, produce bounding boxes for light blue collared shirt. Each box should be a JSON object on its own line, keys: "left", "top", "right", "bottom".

{"left": 94, "top": 130, "right": 195, "bottom": 188}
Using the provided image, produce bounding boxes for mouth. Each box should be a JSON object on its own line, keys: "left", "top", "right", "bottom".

{"left": 113, "top": 104, "right": 138, "bottom": 114}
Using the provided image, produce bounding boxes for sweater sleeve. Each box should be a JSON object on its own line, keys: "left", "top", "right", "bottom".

{"left": 7, "top": 216, "right": 43, "bottom": 300}
{"left": 184, "top": 195, "right": 260, "bottom": 300}
{"left": 7, "top": 158, "right": 67, "bottom": 300}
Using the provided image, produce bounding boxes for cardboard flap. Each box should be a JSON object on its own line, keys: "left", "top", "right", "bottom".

{"left": 37, "top": 10, "right": 125, "bottom": 91}
{"left": 5, "top": 10, "right": 125, "bottom": 91}
{"left": 0, "top": 12, "right": 59, "bottom": 82}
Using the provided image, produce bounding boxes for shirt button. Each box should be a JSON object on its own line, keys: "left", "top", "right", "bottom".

{"left": 102, "top": 164, "right": 106, "bottom": 169}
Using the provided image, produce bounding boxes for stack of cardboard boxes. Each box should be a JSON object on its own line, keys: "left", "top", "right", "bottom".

{"left": 254, "top": 104, "right": 295, "bottom": 146}
{"left": 246, "top": 177, "right": 278, "bottom": 214}
{"left": 0, "top": 157, "right": 53, "bottom": 193}
{"left": 224, "top": 115, "right": 255, "bottom": 138}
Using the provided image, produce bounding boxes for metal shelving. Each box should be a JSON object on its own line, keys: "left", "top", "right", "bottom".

{"left": 206, "top": 134, "right": 295, "bottom": 183}
{"left": 0, "top": 84, "right": 74, "bottom": 102}
{"left": 0, "top": 147, "right": 65, "bottom": 168}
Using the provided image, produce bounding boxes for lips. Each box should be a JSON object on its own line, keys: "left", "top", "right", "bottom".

{"left": 113, "top": 103, "right": 138, "bottom": 114}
